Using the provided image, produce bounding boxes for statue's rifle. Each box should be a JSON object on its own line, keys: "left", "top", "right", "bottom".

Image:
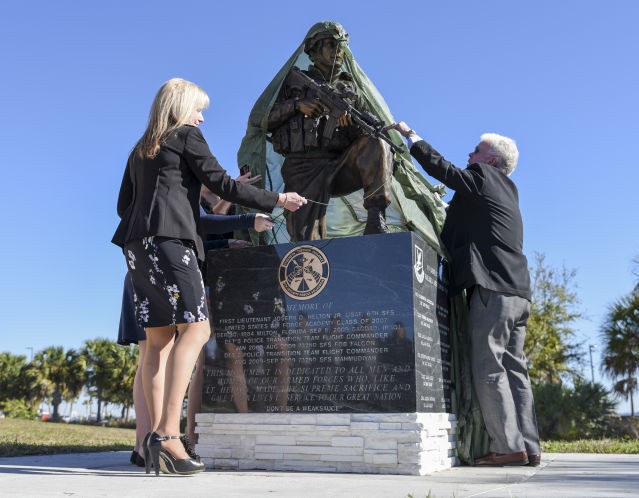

{"left": 288, "top": 67, "right": 403, "bottom": 154}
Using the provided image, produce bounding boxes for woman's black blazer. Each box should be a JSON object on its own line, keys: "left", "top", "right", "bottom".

{"left": 112, "top": 125, "right": 278, "bottom": 260}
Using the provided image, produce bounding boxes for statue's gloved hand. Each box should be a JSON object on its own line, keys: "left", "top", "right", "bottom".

{"left": 337, "top": 112, "right": 353, "bottom": 128}
{"left": 296, "top": 98, "right": 327, "bottom": 118}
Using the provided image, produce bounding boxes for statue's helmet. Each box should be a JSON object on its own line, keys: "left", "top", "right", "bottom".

{"left": 303, "top": 21, "right": 349, "bottom": 55}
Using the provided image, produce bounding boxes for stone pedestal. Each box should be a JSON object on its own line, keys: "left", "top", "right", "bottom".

{"left": 199, "top": 232, "right": 456, "bottom": 475}
{"left": 195, "top": 412, "right": 456, "bottom": 474}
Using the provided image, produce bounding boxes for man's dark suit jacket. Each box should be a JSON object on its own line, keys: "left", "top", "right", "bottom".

{"left": 410, "top": 140, "right": 531, "bottom": 300}
{"left": 112, "top": 125, "right": 278, "bottom": 260}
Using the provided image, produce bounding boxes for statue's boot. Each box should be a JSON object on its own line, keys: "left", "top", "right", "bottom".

{"left": 363, "top": 207, "right": 389, "bottom": 235}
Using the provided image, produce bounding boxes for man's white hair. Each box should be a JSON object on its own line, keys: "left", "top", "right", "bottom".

{"left": 481, "top": 133, "right": 519, "bottom": 176}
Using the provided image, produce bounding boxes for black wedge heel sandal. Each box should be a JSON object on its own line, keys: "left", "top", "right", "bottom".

{"left": 148, "top": 432, "right": 205, "bottom": 476}
{"left": 143, "top": 432, "right": 153, "bottom": 475}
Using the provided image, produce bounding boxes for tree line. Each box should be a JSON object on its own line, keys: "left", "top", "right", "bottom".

{"left": 524, "top": 253, "right": 638, "bottom": 439}
{"left": 1, "top": 254, "right": 637, "bottom": 436}
{"left": 0, "top": 339, "right": 137, "bottom": 422}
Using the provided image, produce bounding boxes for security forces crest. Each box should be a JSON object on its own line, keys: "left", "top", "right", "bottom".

{"left": 414, "top": 244, "right": 425, "bottom": 284}
{"left": 278, "top": 245, "right": 330, "bottom": 300}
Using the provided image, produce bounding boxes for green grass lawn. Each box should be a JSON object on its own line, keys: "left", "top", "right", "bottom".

{"left": 0, "top": 418, "right": 135, "bottom": 457}
{"left": 542, "top": 438, "right": 639, "bottom": 454}
{"left": 2, "top": 417, "right": 638, "bottom": 458}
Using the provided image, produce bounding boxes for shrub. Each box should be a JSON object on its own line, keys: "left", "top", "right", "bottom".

{"left": 107, "top": 419, "right": 136, "bottom": 429}
{"left": 602, "top": 415, "right": 639, "bottom": 439}
{"left": 533, "top": 380, "right": 616, "bottom": 440}
{"left": 0, "top": 399, "right": 38, "bottom": 420}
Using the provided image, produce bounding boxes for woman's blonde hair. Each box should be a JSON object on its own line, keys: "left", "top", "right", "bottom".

{"left": 135, "top": 78, "right": 210, "bottom": 159}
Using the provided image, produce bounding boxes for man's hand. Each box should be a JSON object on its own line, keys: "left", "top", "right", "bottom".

{"left": 212, "top": 171, "right": 263, "bottom": 215}
{"left": 236, "top": 171, "right": 262, "bottom": 185}
{"left": 383, "top": 121, "right": 415, "bottom": 138}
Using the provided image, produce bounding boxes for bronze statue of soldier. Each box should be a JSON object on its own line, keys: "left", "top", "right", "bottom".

{"left": 267, "top": 24, "right": 393, "bottom": 242}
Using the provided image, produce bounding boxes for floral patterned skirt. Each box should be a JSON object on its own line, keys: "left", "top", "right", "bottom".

{"left": 124, "top": 236, "right": 209, "bottom": 328}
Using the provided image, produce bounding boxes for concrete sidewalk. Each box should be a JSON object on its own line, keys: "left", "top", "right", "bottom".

{"left": 1, "top": 452, "right": 637, "bottom": 497}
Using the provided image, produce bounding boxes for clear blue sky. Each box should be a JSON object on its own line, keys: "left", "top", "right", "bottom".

{"left": 1, "top": 1, "right": 637, "bottom": 413}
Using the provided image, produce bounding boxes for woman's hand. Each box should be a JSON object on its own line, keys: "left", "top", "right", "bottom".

{"left": 254, "top": 213, "right": 275, "bottom": 232}
{"left": 277, "top": 192, "right": 307, "bottom": 212}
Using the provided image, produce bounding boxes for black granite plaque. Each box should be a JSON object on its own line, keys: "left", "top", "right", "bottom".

{"left": 203, "top": 232, "right": 451, "bottom": 414}
{"left": 412, "top": 234, "right": 452, "bottom": 412}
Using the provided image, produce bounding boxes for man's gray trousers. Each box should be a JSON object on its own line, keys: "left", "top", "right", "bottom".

{"left": 468, "top": 286, "right": 541, "bottom": 455}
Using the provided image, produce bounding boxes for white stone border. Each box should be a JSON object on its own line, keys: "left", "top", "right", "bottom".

{"left": 195, "top": 412, "right": 457, "bottom": 475}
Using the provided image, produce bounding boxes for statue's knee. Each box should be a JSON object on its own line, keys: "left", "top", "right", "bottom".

{"left": 358, "top": 135, "right": 383, "bottom": 149}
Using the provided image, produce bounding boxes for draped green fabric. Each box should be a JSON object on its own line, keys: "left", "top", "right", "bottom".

{"left": 235, "top": 20, "right": 488, "bottom": 464}
{"left": 236, "top": 21, "right": 446, "bottom": 250}
{"left": 448, "top": 293, "right": 491, "bottom": 463}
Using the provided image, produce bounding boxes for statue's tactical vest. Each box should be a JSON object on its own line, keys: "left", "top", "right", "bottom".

{"left": 271, "top": 70, "right": 359, "bottom": 156}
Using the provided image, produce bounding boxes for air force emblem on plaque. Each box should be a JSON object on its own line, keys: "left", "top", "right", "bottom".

{"left": 279, "top": 245, "right": 330, "bottom": 300}
{"left": 414, "top": 244, "right": 425, "bottom": 284}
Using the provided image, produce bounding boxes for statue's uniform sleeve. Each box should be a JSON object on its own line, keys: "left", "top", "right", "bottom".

{"left": 267, "top": 74, "right": 301, "bottom": 132}
{"left": 267, "top": 71, "right": 308, "bottom": 154}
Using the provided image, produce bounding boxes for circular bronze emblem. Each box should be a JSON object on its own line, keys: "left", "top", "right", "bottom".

{"left": 278, "top": 245, "right": 330, "bottom": 300}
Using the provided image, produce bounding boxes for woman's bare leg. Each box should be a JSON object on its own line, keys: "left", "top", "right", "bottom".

{"left": 155, "top": 320, "right": 210, "bottom": 459}
{"left": 142, "top": 326, "right": 175, "bottom": 430}
{"left": 133, "top": 340, "right": 151, "bottom": 454}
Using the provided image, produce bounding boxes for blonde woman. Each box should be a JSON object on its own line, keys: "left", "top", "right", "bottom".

{"left": 112, "top": 78, "right": 306, "bottom": 475}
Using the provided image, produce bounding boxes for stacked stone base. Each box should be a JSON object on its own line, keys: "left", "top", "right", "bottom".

{"left": 195, "top": 412, "right": 458, "bottom": 475}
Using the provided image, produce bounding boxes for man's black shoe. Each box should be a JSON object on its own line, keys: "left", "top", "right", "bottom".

{"left": 474, "top": 451, "right": 529, "bottom": 467}
{"left": 527, "top": 453, "right": 541, "bottom": 466}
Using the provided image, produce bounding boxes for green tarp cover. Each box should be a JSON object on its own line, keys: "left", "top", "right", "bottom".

{"left": 236, "top": 21, "right": 446, "bottom": 249}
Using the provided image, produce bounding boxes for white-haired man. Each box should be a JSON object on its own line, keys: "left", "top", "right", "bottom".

{"left": 387, "top": 122, "right": 541, "bottom": 467}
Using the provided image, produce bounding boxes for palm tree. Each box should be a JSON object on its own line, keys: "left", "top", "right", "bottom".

{"left": 27, "top": 346, "right": 87, "bottom": 421}
{"left": 84, "top": 339, "right": 130, "bottom": 422}
{"left": 0, "top": 352, "right": 28, "bottom": 403}
{"left": 110, "top": 344, "right": 138, "bottom": 421}
{"left": 600, "top": 290, "right": 639, "bottom": 416}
